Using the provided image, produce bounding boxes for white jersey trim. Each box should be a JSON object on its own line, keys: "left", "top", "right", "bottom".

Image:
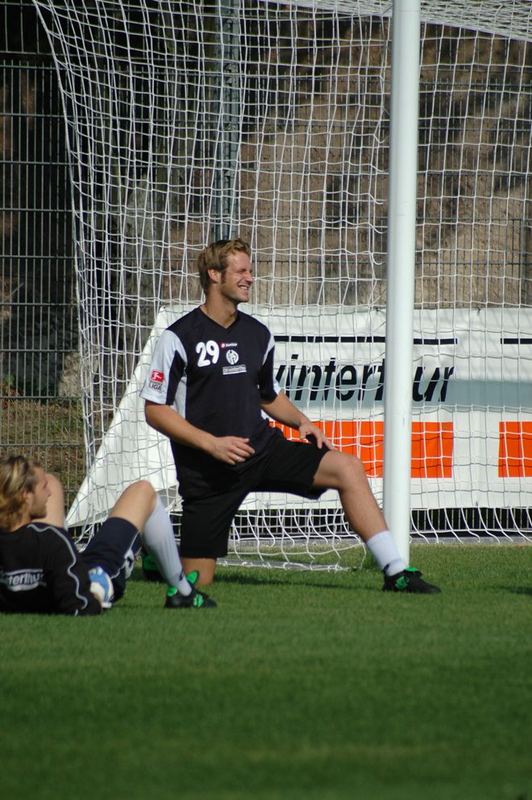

{"left": 141, "top": 329, "right": 188, "bottom": 405}
{"left": 28, "top": 522, "right": 89, "bottom": 614}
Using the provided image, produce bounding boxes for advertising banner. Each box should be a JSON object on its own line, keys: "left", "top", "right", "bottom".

{"left": 67, "top": 305, "right": 532, "bottom": 525}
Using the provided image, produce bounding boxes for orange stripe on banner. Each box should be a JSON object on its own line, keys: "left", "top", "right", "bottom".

{"left": 498, "top": 422, "right": 532, "bottom": 477}
{"left": 272, "top": 420, "right": 454, "bottom": 478}
{"left": 411, "top": 422, "right": 454, "bottom": 479}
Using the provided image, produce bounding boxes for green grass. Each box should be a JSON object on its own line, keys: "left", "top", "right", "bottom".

{"left": 1, "top": 545, "right": 531, "bottom": 800}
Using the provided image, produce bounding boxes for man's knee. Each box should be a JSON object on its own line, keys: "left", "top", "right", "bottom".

{"left": 314, "top": 450, "right": 366, "bottom": 490}
{"left": 335, "top": 451, "right": 366, "bottom": 484}
{"left": 130, "top": 479, "right": 156, "bottom": 496}
{"left": 110, "top": 480, "right": 157, "bottom": 526}
{"left": 124, "top": 480, "right": 156, "bottom": 505}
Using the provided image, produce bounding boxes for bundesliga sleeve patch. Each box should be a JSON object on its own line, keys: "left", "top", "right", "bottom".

{"left": 149, "top": 369, "right": 165, "bottom": 391}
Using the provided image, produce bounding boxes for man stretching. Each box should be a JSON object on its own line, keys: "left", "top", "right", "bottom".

{"left": 142, "top": 238, "right": 440, "bottom": 594}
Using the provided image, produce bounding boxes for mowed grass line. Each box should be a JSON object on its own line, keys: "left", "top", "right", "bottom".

{"left": 1, "top": 546, "right": 531, "bottom": 800}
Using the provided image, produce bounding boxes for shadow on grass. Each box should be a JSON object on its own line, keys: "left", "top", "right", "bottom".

{"left": 504, "top": 585, "right": 532, "bottom": 596}
{"left": 209, "top": 571, "right": 354, "bottom": 591}
{"left": 127, "top": 565, "right": 377, "bottom": 592}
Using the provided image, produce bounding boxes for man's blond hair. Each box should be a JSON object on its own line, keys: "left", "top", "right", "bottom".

{"left": 0, "top": 456, "right": 40, "bottom": 531}
{"left": 197, "top": 238, "right": 251, "bottom": 293}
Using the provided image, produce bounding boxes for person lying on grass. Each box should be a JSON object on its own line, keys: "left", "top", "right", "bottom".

{"left": 0, "top": 455, "right": 215, "bottom": 615}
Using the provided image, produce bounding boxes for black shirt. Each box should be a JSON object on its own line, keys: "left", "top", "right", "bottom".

{"left": 141, "top": 307, "right": 281, "bottom": 496}
{"left": 0, "top": 522, "right": 101, "bottom": 615}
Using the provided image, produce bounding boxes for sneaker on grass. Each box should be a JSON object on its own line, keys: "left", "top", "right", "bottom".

{"left": 165, "top": 586, "right": 217, "bottom": 609}
{"left": 88, "top": 566, "right": 115, "bottom": 608}
{"left": 382, "top": 567, "right": 441, "bottom": 594}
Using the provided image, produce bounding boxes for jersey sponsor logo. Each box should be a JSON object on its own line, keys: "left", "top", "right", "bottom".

{"left": 0, "top": 568, "right": 45, "bottom": 591}
{"left": 149, "top": 369, "right": 165, "bottom": 391}
{"left": 225, "top": 349, "right": 239, "bottom": 365}
{"left": 220, "top": 342, "right": 238, "bottom": 349}
{"left": 223, "top": 365, "right": 247, "bottom": 375}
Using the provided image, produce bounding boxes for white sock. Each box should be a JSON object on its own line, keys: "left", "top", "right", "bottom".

{"left": 366, "top": 530, "right": 406, "bottom": 576}
{"left": 142, "top": 496, "right": 192, "bottom": 595}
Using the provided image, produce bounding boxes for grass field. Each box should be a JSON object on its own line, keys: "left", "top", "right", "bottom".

{"left": 1, "top": 545, "right": 531, "bottom": 800}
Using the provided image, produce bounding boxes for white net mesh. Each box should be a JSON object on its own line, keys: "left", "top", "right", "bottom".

{"left": 33, "top": 0, "right": 532, "bottom": 565}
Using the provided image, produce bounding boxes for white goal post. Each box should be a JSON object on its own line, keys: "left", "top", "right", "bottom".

{"left": 33, "top": 0, "right": 532, "bottom": 567}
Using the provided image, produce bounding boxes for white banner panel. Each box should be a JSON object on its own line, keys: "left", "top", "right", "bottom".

{"left": 67, "top": 305, "right": 532, "bottom": 526}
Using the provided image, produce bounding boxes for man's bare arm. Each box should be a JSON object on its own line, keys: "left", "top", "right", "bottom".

{"left": 144, "top": 401, "right": 255, "bottom": 465}
{"left": 260, "top": 392, "right": 332, "bottom": 449}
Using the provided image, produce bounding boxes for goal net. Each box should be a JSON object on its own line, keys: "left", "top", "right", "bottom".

{"left": 33, "top": 0, "right": 532, "bottom": 567}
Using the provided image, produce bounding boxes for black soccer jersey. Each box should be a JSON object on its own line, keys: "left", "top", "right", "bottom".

{"left": 0, "top": 523, "right": 101, "bottom": 615}
{"left": 141, "top": 307, "right": 281, "bottom": 496}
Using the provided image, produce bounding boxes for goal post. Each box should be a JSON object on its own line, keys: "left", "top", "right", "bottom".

{"left": 384, "top": 0, "right": 421, "bottom": 564}
{"left": 32, "top": 0, "right": 532, "bottom": 566}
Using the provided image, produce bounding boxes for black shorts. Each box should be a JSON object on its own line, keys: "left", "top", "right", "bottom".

{"left": 82, "top": 519, "right": 140, "bottom": 601}
{"left": 179, "top": 436, "right": 328, "bottom": 559}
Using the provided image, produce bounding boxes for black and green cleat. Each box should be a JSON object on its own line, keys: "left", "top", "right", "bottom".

{"left": 185, "top": 570, "right": 200, "bottom": 586}
{"left": 165, "top": 586, "right": 217, "bottom": 609}
{"left": 141, "top": 552, "right": 164, "bottom": 583}
{"left": 383, "top": 567, "right": 441, "bottom": 594}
